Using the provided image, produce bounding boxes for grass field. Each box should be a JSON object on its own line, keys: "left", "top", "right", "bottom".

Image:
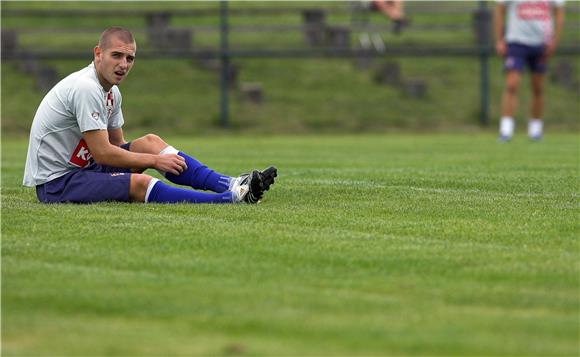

{"left": 2, "top": 133, "right": 578, "bottom": 355}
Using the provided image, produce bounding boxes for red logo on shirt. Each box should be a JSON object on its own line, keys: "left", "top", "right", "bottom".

{"left": 517, "top": 2, "right": 550, "bottom": 20}
{"left": 69, "top": 138, "right": 93, "bottom": 167}
{"left": 106, "top": 91, "right": 114, "bottom": 118}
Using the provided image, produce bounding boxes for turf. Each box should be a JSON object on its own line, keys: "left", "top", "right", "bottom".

{"left": 1, "top": 133, "right": 578, "bottom": 355}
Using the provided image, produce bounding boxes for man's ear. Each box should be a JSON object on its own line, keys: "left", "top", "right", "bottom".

{"left": 93, "top": 45, "right": 101, "bottom": 63}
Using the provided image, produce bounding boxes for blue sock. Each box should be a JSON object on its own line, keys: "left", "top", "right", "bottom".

{"left": 165, "top": 152, "right": 231, "bottom": 193}
{"left": 147, "top": 180, "right": 233, "bottom": 204}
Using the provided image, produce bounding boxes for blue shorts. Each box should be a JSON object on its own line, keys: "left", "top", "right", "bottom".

{"left": 504, "top": 43, "right": 547, "bottom": 74}
{"left": 36, "top": 143, "right": 133, "bottom": 204}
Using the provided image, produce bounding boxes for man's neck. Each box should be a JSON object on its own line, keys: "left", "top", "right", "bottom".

{"left": 92, "top": 63, "right": 112, "bottom": 92}
{"left": 97, "top": 74, "right": 112, "bottom": 92}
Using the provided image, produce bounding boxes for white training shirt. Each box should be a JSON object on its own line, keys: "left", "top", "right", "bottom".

{"left": 23, "top": 62, "right": 124, "bottom": 187}
{"left": 498, "top": 0, "right": 565, "bottom": 46}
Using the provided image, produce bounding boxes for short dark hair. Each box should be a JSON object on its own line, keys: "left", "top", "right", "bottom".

{"left": 98, "top": 27, "right": 135, "bottom": 49}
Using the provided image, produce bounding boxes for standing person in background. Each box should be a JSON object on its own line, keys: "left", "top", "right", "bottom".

{"left": 494, "top": 0, "right": 565, "bottom": 141}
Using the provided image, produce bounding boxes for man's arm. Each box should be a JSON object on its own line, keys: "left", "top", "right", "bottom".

{"left": 108, "top": 127, "right": 126, "bottom": 146}
{"left": 83, "top": 129, "right": 185, "bottom": 175}
{"left": 494, "top": 3, "right": 507, "bottom": 56}
{"left": 546, "top": 5, "right": 565, "bottom": 58}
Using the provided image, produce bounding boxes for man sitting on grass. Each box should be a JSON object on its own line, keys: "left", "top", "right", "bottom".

{"left": 23, "top": 27, "right": 277, "bottom": 204}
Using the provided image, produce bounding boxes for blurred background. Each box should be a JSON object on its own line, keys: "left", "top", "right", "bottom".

{"left": 2, "top": 1, "right": 579, "bottom": 136}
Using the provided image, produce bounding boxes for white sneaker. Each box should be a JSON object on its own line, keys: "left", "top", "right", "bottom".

{"left": 528, "top": 119, "right": 543, "bottom": 141}
{"left": 229, "top": 171, "right": 263, "bottom": 204}
{"left": 229, "top": 174, "right": 250, "bottom": 203}
{"left": 499, "top": 117, "right": 514, "bottom": 140}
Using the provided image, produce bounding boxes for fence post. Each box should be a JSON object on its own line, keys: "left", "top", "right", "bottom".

{"left": 145, "top": 12, "right": 171, "bottom": 49}
{"left": 219, "top": 0, "right": 230, "bottom": 127}
{"left": 1, "top": 30, "right": 18, "bottom": 60}
{"left": 474, "top": 1, "right": 491, "bottom": 126}
{"left": 302, "top": 9, "right": 326, "bottom": 47}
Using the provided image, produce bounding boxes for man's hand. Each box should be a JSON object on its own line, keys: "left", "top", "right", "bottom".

{"left": 155, "top": 154, "right": 187, "bottom": 175}
{"left": 496, "top": 39, "right": 507, "bottom": 57}
{"left": 84, "top": 130, "right": 188, "bottom": 174}
{"left": 493, "top": 4, "right": 506, "bottom": 56}
{"left": 543, "top": 41, "right": 557, "bottom": 60}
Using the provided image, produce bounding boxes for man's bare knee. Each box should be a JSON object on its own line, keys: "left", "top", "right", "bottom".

{"left": 130, "top": 133, "right": 169, "bottom": 154}
{"left": 129, "top": 174, "right": 153, "bottom": 202}
{"left": 531, "top": 85, "right": 543, "bottom": 97}
{"left": 505, "top": 81, "right": 520, "bottom": 95}
{"left": 143, "top": 133, "right": 165, "bottom": 145}
{"left": 505, "top": 72, "right": 521, "bottom": 95}
{"left": 141, "top": 133, "right": 167, "bottom": 149}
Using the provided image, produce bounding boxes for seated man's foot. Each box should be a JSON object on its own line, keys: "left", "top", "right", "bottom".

{"left": 230, "top": 171, "right": 262, "bottom": 204}
{"left": 258, "top": 166, "right": 277, "bottom": 192}
{"left": 230, "top": 166, "right": 277, "bottom": 204}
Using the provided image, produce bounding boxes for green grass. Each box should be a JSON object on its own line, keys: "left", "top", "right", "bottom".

{"left": 2, "top": 133, "right": 578, "bottom": 355}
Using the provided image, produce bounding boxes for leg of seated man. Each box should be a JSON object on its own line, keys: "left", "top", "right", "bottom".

{"left": 128, "top": 133, "right": 232, "bottom": 193}
{"left": 36, "top": 164, "right": 235, "bottom": 204}
{"left": 131, "top": 173, "right": 236, "bottom": 204}
{"left": 36, "top": 165, "right": 133, "bottom": 204}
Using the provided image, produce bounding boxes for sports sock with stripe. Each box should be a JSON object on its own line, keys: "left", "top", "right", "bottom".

{"left": 145, "top": 179, "right": 233, "bottom": 204}
{"left": 159, "top": 146, "right": 231, "bottom": 193}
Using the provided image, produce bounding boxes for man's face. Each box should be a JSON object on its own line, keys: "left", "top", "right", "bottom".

{"left": 94, "top": 36, "right": 136, "bottom": 91}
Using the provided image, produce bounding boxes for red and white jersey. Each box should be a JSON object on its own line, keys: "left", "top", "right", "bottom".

{"left": 498, "top": 0, "right": 565, "bottom": 46}
{"left": 23, "top": 62, "right": 124, "bottom": 187}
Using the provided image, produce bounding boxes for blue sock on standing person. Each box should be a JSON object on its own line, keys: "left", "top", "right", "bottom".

{"left": 159, "top": 146, "right": 231, "bottom": 193}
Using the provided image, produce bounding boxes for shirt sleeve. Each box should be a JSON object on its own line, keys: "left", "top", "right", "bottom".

{"left": 108, "top": 87, "right": 125, "bottom": 130}
{"left": 70, "top": 80, "right": 108, "bottom": 133}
